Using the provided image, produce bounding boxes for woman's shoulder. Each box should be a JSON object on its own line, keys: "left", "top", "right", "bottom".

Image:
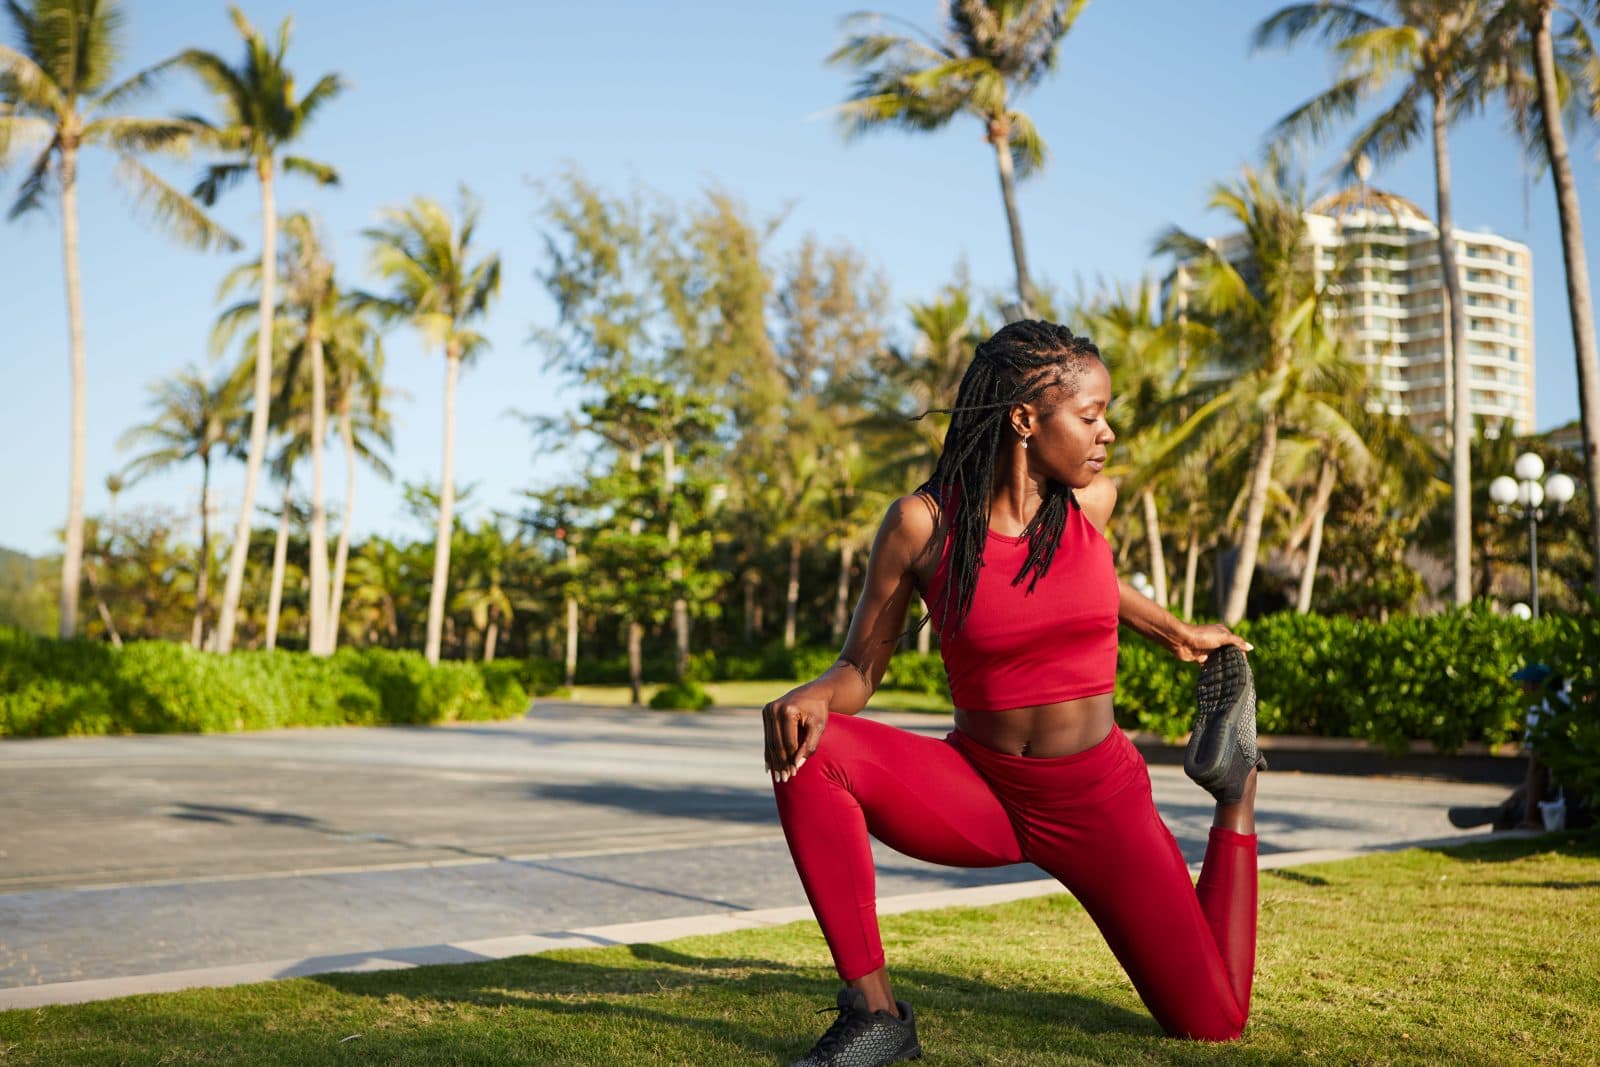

{"left": 878, "top": 491, "right": 944, "bottom": 568}
{"left": 1074, "top": 475, "right": 1117, "bottom": 534}
{"left": 883, "top": 491, "right": 941, "bottom": 541}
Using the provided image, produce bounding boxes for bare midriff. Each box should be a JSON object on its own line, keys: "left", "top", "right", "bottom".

{"left": 954, "top": 692, "right": 1116, "bottom": 758}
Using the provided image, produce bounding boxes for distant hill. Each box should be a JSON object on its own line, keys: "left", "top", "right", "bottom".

{"left": 0, "top": 546, "right": 55, "bottom": 633}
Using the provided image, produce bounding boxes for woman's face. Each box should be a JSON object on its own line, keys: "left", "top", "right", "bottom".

{"left": 1020, "top": 360, "right": 1115, "bottom": 490}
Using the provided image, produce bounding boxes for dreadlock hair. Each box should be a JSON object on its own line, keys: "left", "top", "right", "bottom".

{"left": 914, "top": 319, "right": 1104, "bottom": 639}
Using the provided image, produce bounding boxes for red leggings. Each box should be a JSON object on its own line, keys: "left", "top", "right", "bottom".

{"left": 773, "top": 714, "right": 1256, "bottom": 1041}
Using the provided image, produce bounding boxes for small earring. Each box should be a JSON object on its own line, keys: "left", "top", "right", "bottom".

{"left": 1021, "top": 436, "right": 1030, "bottom": 450}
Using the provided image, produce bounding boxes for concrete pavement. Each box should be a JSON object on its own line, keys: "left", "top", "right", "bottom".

{"left": 0, "top": 702, "right": 1514, "bottom": 1008}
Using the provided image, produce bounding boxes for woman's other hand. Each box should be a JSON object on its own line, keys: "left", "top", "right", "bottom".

{"left": 763, "top": 684, "right": 831, "bottom": 783}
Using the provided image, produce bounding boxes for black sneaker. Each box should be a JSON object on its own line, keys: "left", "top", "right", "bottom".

{"left": 790, "top": 988, "right": 922, "bottom": 1066}
{"left": 1186, "top": 645, "right": 1267, "bottom": 805}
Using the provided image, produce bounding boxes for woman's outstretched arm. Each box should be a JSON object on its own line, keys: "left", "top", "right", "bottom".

{"left": 762, "top": 494, "right": 935, "bottom": 780}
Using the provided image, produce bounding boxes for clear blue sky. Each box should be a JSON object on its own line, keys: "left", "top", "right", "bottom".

{"left": 4, "top": 0, "right": 1598, "bottom": 556}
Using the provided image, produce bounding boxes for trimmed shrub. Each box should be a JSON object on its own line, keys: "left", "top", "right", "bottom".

{"left": 649, "top": 679, "right": 713, "bottom": 710}
{"left": 1114, "top": 608, "right": 1559, "bottom": 753}
{"left": 880, "top": 652, "right": 950, "bottom": 697}
{"left": 0, "top": 628, "right": 527, "bottom": 737}
{"left": 1530, "top": 604, "right": 1600, "bottom": 802}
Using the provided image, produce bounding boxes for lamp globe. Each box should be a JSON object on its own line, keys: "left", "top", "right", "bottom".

{"left": 1546, "top": 472, "right": 1577, "bottom": 506}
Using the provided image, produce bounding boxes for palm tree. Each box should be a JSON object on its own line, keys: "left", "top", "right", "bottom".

{"left": 828, "top": 0, "right": 1088, "bottom": 313}
{"left": 362, "top": 188, "right": 501, "bottom": 663}
{"left": 323, "top": 309, "right": 392, "bottom": 652}
{"left": 1, "top": 0, "right": 239, "bottom": 639}
{"left": 1481, "top": 0, "right": 1600, "bottom": 595}
{"left": 451, "top": 519, "right": 520, "bottom": 663}
{"left": 1256, "top": 1, "right": 1497, "bottom": 606}
{"left": 117, "top": 366, "right": 244, "bottom": 648}
{"left": 859, "top": 283, "right": 986, "bottom": 650}
{"left": 1081, "top": 278, "right": 1206, "bottom": 608}
{"left": 180, "top": 5, "right": 343, "bottom": 653}
{"left": 1156, "top": 158, "right": 1354, "bottom": 623}
{"left": 347, "top": 537, "right": 405, "bottom": 647}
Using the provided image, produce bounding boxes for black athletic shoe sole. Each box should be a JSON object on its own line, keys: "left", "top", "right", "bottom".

{"left": 1187, "top": 646, "right": 1263, "bottom": 802}
{"left": 1447, "top": 805, "right": 1501, "bottom": 830}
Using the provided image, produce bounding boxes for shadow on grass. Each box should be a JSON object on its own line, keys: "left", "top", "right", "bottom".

{"left": 1264, "top": 868, "right": 1329, "bottom": 887}
{"left": 307, "top": 941, "right": 1158, "bottom": 1064}
{"left": 1419, "top": 827, "right": 1600, "bottom": 865}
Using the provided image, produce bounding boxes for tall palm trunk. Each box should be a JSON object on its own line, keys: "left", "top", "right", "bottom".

{"left": 424, "top": 349, "right": 461, "bottom": 663}
{"left": 1182, "top": 527, "right": 1200, "bottom": 621}
{"left": 307, "top": 326, "right": 330, "bottom": 654}
{"left": 1532, "top": 2, "right": 1600, "bottom": 594}
{"left": 483, "top": 614, "right": 498, "bottom": 663}
{"left": 564, "top": 545, "right": 578, "bottom": 689}
{"left": 1140, "top": 489, "right": 1169, "bottom": 607}
{"left": 832, "top": 542, "right": 855, "bottom": 643}
{"left": 742, "top": 574, "right": 757, "bottom": 643}
{"left": 627, "top": 619, "right": 643, "bottom": 704}
{"left": 663, "top": 440, "right": 689, "bottom": 679}
{"left": 264, "top": 479, "right": 290, "bottom": 651}
{"left": 783, "top": 539, "right": 802, "bottom": 649}
{"left": 217, "top": 159, "right": 277, "bottom": 652}
{"left": 989, "top": 119, "right": 1036, "bottom": 314}
{"left": 1296, "top": 457, "right": 1338, "bottom": 614}
{"left": 191, "top": 453, "right": 213, "bottom": 649}
{"left": 326, "top": 409, "right": 357, "bottom": 652}
{"left": 1431, "top": 90, "right": 1472, "bottom": 606}
{"left": 58, "top": 141, "right": 86, "bottom": 639}
{"left": 1224, "top": 411, "right": 1279, "bottom": 624}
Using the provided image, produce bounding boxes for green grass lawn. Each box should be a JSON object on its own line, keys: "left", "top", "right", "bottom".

{"left": 3, "top": 833, "right": 1595, "bottom": 1066}
{"left": 562, "top": 679, "right": 953, "bottom": 714}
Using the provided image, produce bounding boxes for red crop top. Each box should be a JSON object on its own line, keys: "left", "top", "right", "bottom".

{"left": 925, "top": 501, "right": 1119, "bottom": 712}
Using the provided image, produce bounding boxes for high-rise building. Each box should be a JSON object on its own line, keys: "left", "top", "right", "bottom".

{"left": 1164, "top": 192, "right": 1535, "bottom": 438}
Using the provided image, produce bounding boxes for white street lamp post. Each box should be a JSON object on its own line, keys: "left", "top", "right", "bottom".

{"left": 1489, "top": 452, "right": 1577, "bottom": 619}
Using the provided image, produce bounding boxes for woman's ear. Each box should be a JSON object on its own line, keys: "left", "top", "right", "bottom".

{"left": 1009, "top": 403, "right": 1034, "bottom": 439}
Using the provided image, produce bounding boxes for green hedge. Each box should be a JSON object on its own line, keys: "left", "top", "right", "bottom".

{"left": 649, "top": 679, "right": 714, "bottom": 711}
{"left": 1529, "top": 607, "right": 1600, "bottom": 801}
{"left": 0, "top": 628, "right": 529, "bottom": 737}
{"left": 1116, "top": 608, "right": 1568, "bottom": 755}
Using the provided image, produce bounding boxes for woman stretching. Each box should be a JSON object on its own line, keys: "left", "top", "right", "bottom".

{"left": 763, "top": 320, "right": 1264, "bottom": 1066}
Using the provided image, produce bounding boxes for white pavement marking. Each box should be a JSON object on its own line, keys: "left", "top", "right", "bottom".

{"left": 0, "top": 832, "right": 1509, "bottom": 1011}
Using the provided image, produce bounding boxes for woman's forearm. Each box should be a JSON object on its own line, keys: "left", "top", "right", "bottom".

{"left": 1117, "top": 578, "right": 1190, "bottom": 654}
{"left": 805, "top": 659, "right": 876, "bottom": 716}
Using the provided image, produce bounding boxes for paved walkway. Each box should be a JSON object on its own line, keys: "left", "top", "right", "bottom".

{"left": 0, "top": 703, "right": 1513, "bottom": 1008}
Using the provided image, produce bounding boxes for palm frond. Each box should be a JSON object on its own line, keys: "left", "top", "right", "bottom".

{"left": 0, "top": 113, "right": 52, "bottom": 166}
{"left": 0, "top": 40, "right": 63, "bottom": 113}
{"left": 113, "top": 154, "right": 243, "bottom": 252}
{"left": 1252, "top": 3, "right": 1387, "bottom": 52}
{"left": 211, "top": 298, "right": 262, "bottom": 357}
{"left": 95, "top": 52, "right": 182, "bottom": 110}
{"left": 1005, "top": 107, "right": 1047, "bottom": 178}
{"left": 1268, "top": 73, "right": 1368, "bottom": 150}
{"left": 174, "top": 48, "right": 251, "bottom": 127}
{"left": 6, "top": 138, "right": 55, "bottom": 218}
{"left": 88, "top": 115, "right": 200, "bottom": 156}
{"left": 1336, "top": 25, "right": 1422, "bottom": 83}
{"left": 294, "top": 72, "right": 345, "bottom": 126}
{"left": 1341, "top": 81, "right": 1425, "bottom": 176}
{"left": 191, "top": 161, "right": 251, "bottom": 206}
{"left": 281, "top": 154, "right": 338, "bottom": 186}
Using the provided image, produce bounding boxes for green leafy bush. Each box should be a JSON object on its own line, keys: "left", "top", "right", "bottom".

{"left": 1529, "top": 604, "right": 1600, "bottom": 802}
{"left": 1114, "top": 607, "right": 1557, "bottom": 753}
{"left": 649, "top": 679, "right": 713, "bottom": 710}
{"left": 0, "top": 628, "right": 527, "bottom": 737}
{"left": 880, "top": 652, "right": 950, "bottom": 697}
